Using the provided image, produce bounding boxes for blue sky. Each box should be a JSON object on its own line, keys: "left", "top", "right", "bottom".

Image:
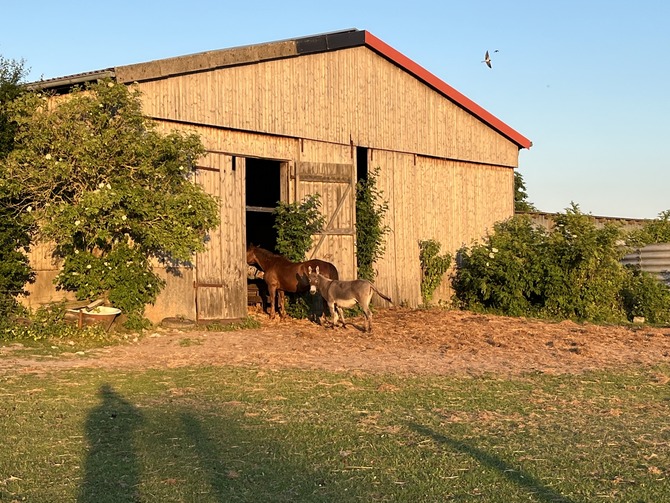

{"left": 3, "top": 0, "right": 668, "bottom": 219}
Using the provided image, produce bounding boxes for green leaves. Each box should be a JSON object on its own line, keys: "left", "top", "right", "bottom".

{"left": 356, "top": 167, "right": 389, "bottom": 281}
{"left": 419, "top": 239, "right": 452, "bottom": 305}
{"left": 274, "top": 193, "right": 325, "bottom": 263}
{"left": 452, "top": 205, "right": 670, "bottom": 323}
{"left": 1, "top": 79, "right": 219, "bottom": 325}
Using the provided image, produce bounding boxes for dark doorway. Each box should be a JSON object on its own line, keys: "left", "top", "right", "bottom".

{"left": 356, "top": 146, "right": 368, "bottom": 184}
{"left": 245, "top": 158, "right": 281, "bottom": 251}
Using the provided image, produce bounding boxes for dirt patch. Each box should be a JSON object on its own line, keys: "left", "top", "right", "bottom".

{"left": 2, "top": 308, "right": 670, "bottom": 376}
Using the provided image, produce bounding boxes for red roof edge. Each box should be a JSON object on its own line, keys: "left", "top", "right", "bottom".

{"left": 363, "top": 31, "right": 532, "bottom": 150}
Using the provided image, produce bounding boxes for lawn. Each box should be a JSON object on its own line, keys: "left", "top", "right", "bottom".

{"left": 1, "top": 365, "right": 669, "bottom": 502}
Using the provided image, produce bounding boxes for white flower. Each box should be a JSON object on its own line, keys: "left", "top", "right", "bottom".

{"left": 107, "top": 82, "right": 114, "bottom": 87}
{"left": 106, "top": 183, "right": 111, "bottom": 189}
{"left": 99, "top": 182, "right": 106, "bottom": 189}
{"left": 26, "top": 206, "right": 32, "bottom": 213}
{"left": 74, "top": 250, "right": 80, "bottom": 255}
{"left": 86, "top": 264, "right": 92, "bottom": 269}
{"left": 75, "top": 220, "right": 81, "bottom": 226}
{"left": 121, "top": 215, "right": 127, "bottom": 221}
{"left": 489, "top": 253, "right": 495, "bottom": 259}
{"left": 45, "top": 153, "right": 52, "bottom": 160}
{"left": 492, "top": 248, "right": 498, "bottom": 253}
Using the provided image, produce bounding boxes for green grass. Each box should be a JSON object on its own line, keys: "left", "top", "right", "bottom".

{"left": 1, "top": 365, "right": 669, "bottom": 502}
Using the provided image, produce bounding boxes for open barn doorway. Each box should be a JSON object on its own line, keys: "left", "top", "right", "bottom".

{"left": 245, "top": 158, "right": 282, "bottom": 251}
{"left": 245, "top": 157, "right": 284, "bottom": 307}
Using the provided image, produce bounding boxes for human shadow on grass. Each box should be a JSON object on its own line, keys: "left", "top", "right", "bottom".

{"left": 409, "top": 423, "right": 575, "bottom": 503}
{"left": 180, "top": 412, "right": 233, "bottom": 501}
{"left": 78, "top": 384, "right": 144, "bottom": 503}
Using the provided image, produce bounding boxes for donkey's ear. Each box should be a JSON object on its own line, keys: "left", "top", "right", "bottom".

{"left": 308, "top": 266, "right": 312, "bottom": 273}
{"left": 315, "top": 266, "right": 320, "bottom": 274}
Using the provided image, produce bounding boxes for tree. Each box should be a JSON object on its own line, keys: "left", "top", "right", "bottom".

{"left": 514, "top": 171, "right": 536, "bottom": 212}
{"left": 0, "top": 55, "right": 34, "bottom": 319}
{"left": 273, "top": 194, "right": 325, "bottom": 262}
{"left": 1, "top": 79, "right": 219, "bottom": 327}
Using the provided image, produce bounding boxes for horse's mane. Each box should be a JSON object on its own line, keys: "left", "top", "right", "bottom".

{"left": 251, "top": 246, "right": 292, "bottom": 265}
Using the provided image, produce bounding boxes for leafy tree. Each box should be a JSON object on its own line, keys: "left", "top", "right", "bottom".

{"left": 626, "top": 210, "right": 670, "bottom": 247}
{"left": 273, "top": 194, "right": 325, "bottom": 262}
{"left": 0, "top": 79, "right": 219, "bottom": 328}
{"left": 514, "top": 171, "right": 536, "bottom": 212}
{"left": 356, "top": 167, "right": 390, "bottom": 280}
{"left": 0, "top": 55, "right": 34, "bottom": 319}
{"left": 452, "top": 204, "right": 669, "bottom": 324}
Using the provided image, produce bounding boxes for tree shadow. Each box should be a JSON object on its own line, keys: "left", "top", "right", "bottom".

{"left": 408, "top": 422, "right": 575, "bottom": 503}
{"left": 78, "top": 384, "right": 144, "bottom": 503}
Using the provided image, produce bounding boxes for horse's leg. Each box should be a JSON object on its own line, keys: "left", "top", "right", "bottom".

{"left": 267, "top": 284, "right": 277, "bottom": 319}
{"left": 278, "top": 290, "right": 286, "bottom": 320}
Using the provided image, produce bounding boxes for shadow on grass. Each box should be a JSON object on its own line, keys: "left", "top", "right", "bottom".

{"left": 78, "top": 384, "right": 144, "bottom": 503}
{"left": 180, "top": 412, "right": 233, "bottom": 501}
{"left": 409, "top": 423, "right": 575, "bottom": 503}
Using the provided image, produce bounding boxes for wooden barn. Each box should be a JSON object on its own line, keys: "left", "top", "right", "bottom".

{"left": 25, "top": 29, "right": 531, "bottom": 323}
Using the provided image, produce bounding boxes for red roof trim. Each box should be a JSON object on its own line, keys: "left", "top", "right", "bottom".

{"left": 363, "top": 31, "right": 532, "bottom": 150}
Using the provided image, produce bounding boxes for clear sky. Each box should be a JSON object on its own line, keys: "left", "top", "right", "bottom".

{"left": 2, "top": 0, "right": 668, "bottom": 219}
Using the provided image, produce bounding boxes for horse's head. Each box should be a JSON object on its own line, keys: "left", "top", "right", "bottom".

{"left": 307, "top": 266, "right": 320, "bottom": 295}
{"left": 246, "top": 244, "right": 258, "bottom": 265}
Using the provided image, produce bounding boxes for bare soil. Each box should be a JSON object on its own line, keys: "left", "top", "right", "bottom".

{"left": 2, "top": 307, "right": 670, "bottom": 376}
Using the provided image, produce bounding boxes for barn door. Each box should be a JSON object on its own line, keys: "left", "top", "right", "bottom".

{"left": 194, "top": 154, "right": 247, "bottom": 322}
{"left": 294, "top": 161, "right": 356, "bottom": 280}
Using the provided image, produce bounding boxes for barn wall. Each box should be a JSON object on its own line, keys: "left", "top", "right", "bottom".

{"left": 159, "top": 123, "right": 358, "bottom": 281}
{"left": 24, "top": 40, "right": 522, "bottom": 321}
{"left": 372, "top": 150, "right": 515, "bottom": 307}
{"left": 128, "top": 46, "right": 519, "bottom": 168}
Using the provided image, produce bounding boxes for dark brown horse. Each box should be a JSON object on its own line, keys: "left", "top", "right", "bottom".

{"left": 246, "top": 244, "right": 339, "bottom": 319}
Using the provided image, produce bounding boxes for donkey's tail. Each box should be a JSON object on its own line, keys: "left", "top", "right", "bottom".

{"left": 370, "top": 283, "right": 393, "bottom": 304}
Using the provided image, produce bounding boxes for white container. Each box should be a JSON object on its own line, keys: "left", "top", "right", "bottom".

{"left": 66, "top": 306, "right": 121, "bottom": 331}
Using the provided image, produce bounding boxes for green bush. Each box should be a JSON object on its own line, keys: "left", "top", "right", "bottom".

{"left": 452, "top": 215, "right": 550, "bottom": 317}
{"left": 274, "top": 193, "right": 325, "bottom": 263}
{"left": 0, "top": 55, "right": 34, "bottom": 318}
{"left": 356, "top": 167, "right": 390, "bottom": 281}
{"left": 621, "top": 267, "right": 670, "bottom": 324}
{"left": 627, "top": 209, "right": 670, "bottom": 247}
{"left": 272, "top": 194, "right": 326, "bottom": 319}
{"left": 419, "top": 239, "right": 451, "bottom": 305}
{"left": 0, "top": 302, "right": 107, "bottom": 342}
{"left": 453, "top": 204, "right": 670, "bottom": 324}
{"left": 1, "top": 80, "right": 219, "bottom": 328}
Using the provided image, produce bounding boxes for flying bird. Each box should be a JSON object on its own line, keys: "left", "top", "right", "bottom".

{"left": 482, "top": 49, "right": 499, "bottom": 68}
{"left": 482, "top": 50, "right": 492, "bottom": 68}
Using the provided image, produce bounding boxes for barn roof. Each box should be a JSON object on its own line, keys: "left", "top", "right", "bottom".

{"left": 29, "top": 29, "right": 532, "bottom": 149}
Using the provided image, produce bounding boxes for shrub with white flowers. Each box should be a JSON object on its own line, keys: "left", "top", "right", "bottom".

{"left": 1, "top": 79, "right": 219, "bottom": 328}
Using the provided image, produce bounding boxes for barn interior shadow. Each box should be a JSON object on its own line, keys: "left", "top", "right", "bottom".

{"left": 408, "top": 423, "right": 575, "bottom": 503}
{"left": 78, "top": 384, "right": 144, "bottom": 503}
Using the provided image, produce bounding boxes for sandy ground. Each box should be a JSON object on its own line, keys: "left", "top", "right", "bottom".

{"left": 2, "top": 307, "right": 669, "bottom": 377}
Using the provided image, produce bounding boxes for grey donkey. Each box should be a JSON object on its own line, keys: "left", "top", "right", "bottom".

{"left": 307, "top": 266, "right": 392, "bottom": 332}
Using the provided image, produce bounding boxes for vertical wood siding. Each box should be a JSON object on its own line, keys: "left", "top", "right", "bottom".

{"left": 373, "top": 150, "right": 514, "bottom": 306}
{"left": 133, "top": 46, "right": 519, "bottom": 168}
{"left": 194, "top": 153, "right": 247, "bottom": 321}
